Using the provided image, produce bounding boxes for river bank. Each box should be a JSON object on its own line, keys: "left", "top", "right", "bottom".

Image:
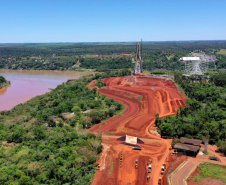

{"left": 0, "top": 81, "right": 10, "bottom": 89}
{"left": 0, "top": 70, "right": 95, "bottom": 111}
{"left": 0, "top": 83, "right": 11, "bottom": 94}
{"left": 0, "top": 75, "right": 11, "bottom": 89}
{"left": 0, "top": 69, "right": 95, "bottom": 76}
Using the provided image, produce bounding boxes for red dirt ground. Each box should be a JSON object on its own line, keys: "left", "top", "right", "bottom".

{"left": 89, "top": 76, "right": 187, "bottom": 185}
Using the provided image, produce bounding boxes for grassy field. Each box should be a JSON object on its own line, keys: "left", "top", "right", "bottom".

{"left": 217, "top": 49, "right": 226, "bottom": 55}
{"left": 192, "top": 162, "right": 226, "bottom": 183}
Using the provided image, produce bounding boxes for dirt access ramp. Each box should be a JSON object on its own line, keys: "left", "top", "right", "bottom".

{"left": 90, "top": 76, "right": 186, "bottom": 185}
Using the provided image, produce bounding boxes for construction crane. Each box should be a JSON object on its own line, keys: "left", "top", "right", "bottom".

{"left": 134, "top": 41, "right": 142, "bottom": 74}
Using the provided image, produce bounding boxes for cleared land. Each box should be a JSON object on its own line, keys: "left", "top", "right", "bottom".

{"left": 89, "top": 76, "right": 186, "bottom": 185}
{"left": 217, "top": 49, "right": 226, "bottom": 55}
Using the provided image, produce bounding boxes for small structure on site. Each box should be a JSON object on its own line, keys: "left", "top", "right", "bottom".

{"left": 117, "top": 135, "right": 144, "bottom": 147}
{"left": 174, "top": 137, "right": 202, "bottom": 156}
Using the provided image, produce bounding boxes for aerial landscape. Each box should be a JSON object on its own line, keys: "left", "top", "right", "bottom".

{"left": 0, "top": 0, "right": 226, "bottom": 185}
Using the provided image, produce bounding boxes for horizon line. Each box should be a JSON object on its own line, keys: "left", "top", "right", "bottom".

{"left": 1, "top": 39, "right": 226, "bottom": 44}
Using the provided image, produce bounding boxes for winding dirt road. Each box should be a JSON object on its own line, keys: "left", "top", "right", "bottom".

{"left": 89, "top": 76, "right": 186, "bottom": 185}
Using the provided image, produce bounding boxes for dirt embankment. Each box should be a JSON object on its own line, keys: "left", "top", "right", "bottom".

{"left": 0, "top": 84, "right": 11, "bottom": 95}
{"left": 89, "top": 76, "right": 186, "bottom": 185}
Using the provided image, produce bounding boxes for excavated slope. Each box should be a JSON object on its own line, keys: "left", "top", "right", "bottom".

{"left": 89, "top": 76, "right": 186, "bottom": 185}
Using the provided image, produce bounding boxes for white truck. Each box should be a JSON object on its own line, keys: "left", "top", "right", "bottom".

{"left": 148, "top": 164, "right": 152, "bottom": 173}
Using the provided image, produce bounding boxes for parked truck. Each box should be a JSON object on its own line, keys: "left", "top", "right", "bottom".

{"left": 161, "top": 166, "right": 164, "bottom": 175}
{"left": 148, "top": 164, "right": 152, "bottom": 173}
{"left": 161, "top": 163, "right": 166, "bottom": 175}
{"left": 158, "top": 177, "right": 162, "bottom": 185}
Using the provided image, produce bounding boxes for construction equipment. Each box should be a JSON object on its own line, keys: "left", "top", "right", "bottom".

{"left": 161, "top": 167, "right": 164, "bottom": 175}
{"left": 147, "top": 159, "right": 152, "bottom": 165}
{"left": 163, "top": 163, "right": 166, "bottom": 168}
{"left": 135, "top": 159, "right": 138, "bottom": 169}
{"left": 209, "top": 156, "right": 220, "bottom": 161}
{"left": 161, "top": 163, "right": 166, "bottom": 175}
{"left": 134, "top": 41, "right": 142, "bottom": 74}
{"left": 132, "top": 147, "right": 141, "bottom": 150}
{"left": 135, "top": 163, "right": 138, "bottom": 169}
{"left": 148, "top": 164, "right": 152, "bottom": 173}
{"left": 120, "top": 153, "right": 123, "bottom": 160}
{"left": 158, "top": 177, "right": 162, "bottom": 185}
{"left": 147, "top": 175, "right": 150, "bottom": 182}
{"left": 120, "top": 153, "right": 123, "bottom": 167}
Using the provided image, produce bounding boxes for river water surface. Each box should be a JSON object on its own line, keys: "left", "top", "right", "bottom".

{"left": 0, "top": 70, "right": 94, "bottom": 111}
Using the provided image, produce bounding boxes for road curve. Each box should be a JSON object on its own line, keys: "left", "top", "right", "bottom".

{"left": 89, "top": 76, "right": 186, "bottom": 185}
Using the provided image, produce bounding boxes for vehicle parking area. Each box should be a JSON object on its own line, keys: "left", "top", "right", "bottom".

{"left": 92, "top": 135, "right": 171, "bottom": 185}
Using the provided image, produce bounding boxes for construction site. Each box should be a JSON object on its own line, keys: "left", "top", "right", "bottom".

{"left": 88, "top": 42, "right": 226, "bottom": 185}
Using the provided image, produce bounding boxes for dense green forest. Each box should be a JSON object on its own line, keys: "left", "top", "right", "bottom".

{"left": 79, "top": 57, "right": 133, "bottom": 72}
{"left": 156, "top": 72, "right": 226, "bottom": 154}
{"left": 0, "top": 76, "right": 10, "bottom": 88}
{"left": 0, "top": 41, "right": 226, "bottom": 72}
{"left": 0, "top": 70, "right": 129, "bottom": 185}
{"left": 1, "top": 41, "right": 226, "bottom": 57}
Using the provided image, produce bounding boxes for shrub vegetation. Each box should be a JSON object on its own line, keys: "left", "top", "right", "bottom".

{"left": 0, "top": 76, "right": 10, "bottom": 88}
{"left": 0, "top": 70, "right": 128, "bottom": 184}
{"left": 192, "top": 163, "right": 226, "bottom": 183}
{"left": 156, "top": 72, "right": 226, "bottom": 153}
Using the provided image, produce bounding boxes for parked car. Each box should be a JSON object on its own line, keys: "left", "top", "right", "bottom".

{"left": 132, "top": 147, "right": 141, "bottom": 150}
{"left": 209, "top": 156, "right": 220, "bottom": 161}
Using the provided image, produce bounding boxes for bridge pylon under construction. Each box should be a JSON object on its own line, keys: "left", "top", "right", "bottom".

{"left": 134, "top": 42, "right": 142, "bottom": 74}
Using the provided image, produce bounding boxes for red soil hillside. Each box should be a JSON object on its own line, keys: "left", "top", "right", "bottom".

{"left": 89, "top": 76, "right": 186, "bottom": 185}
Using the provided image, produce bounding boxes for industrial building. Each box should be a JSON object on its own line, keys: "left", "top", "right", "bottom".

{"left": 174, "top": 137, "right": 202, "bottom": 156}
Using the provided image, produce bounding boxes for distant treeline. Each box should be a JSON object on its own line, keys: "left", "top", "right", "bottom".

{"left": 0, "top": 41, "right": 226, "bottom": 72}
{"left": 1, "top": 41, "right": 226, "bottom": 56}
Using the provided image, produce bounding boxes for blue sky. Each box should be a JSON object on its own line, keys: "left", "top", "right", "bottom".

{"left": 0, "top": 0, "right": 226, "bottom": 43}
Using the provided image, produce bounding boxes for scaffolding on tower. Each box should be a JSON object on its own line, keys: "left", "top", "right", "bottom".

{"left": 134, "top": 41, "right": 143, "bottom": 74}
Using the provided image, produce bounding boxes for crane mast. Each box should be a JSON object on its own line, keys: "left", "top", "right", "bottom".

{"left": 134, "top": 42, "right": 142, "bottom": 74}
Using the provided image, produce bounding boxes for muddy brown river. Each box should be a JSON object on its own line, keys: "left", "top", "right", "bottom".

{"left": 0, "top": 70, "right": 94, "bottom": 111}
